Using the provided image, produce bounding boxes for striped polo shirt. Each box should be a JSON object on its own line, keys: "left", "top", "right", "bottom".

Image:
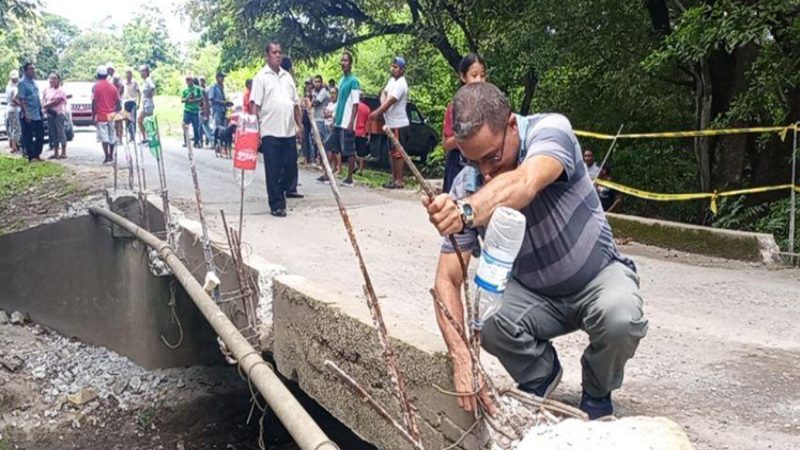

{"left": 443, "top": 113, "right": 632, "bottom": 297}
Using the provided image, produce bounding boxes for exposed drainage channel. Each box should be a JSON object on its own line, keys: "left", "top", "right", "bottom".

{"left": 0, "top": 195, "right": 376, "bottom": 449}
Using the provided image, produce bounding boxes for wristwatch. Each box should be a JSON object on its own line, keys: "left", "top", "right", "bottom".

{"left": 456, "top": 200, "right": 475, "bottom": 230}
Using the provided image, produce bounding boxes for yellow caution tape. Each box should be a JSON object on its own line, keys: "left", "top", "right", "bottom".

{"left": 595, "top": 179, "right": 800, "bottom": 215}
{"left": 576, "top": 124, "right": 798, "bottom": 141}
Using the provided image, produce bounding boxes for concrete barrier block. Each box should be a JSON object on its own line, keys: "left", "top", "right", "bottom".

{"left": 607, "top": 213, "right": 782, "bottom": 263}
{"left": 272, "top": 274, "right": 476, "bottom": 450}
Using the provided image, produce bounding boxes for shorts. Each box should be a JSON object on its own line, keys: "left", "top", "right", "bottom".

{"left": 387, "top": 127, "right": 407, "bottom": 159}
{"left": 123, "top": 101, "right": 137, "bottom": 113}
{"left": 141, "top": 103, "right": 154, "bottom": 116}
{"left": 356, "top": 136, "right": 369, "bottom": 157}
{"left": 324, "top": 127, "right": 356, "bottom": 158}
{"left": 96, "top": 121, "right": 117, "bottom": 145}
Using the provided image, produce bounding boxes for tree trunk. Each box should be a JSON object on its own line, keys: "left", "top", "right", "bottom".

{"left": 519, "top": 69, "right": 538, "bottom": 115}
{"left": 709, "top": 44, "right": 759, "bottom": 189}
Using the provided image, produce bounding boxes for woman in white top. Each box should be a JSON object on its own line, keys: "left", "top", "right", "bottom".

{"left": 4, "top": 70, "right": 21, "bottom": 154}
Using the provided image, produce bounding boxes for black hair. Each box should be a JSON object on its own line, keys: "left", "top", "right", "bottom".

{"left": 245, "top": 79, "right": 252, "bottom": 87}
{"left": 328, "top": 79, "right": 336, "bottom": 85}
{"left": 266, "top": 41, "right": 281, "bottom": 52}
{"left": 22, "top": 62, "right": 34, "bottom": 73}
{"left": 457, "top": 53, "right": 486, "bottom": 85}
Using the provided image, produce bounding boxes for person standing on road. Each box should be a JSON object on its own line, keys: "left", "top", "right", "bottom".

{"left": 208, "top": 72, "right": 228, "bottom": 152}
{"left": 251, "top": 41, "right": 304, "bottom": 218}
{"left": 123, "top": 69, "right": 141, "bottom": 141}
{"left": 354, "top": 100, "right": 371, "bottom": 173}
{"left": 321, "top": 51, "right": 360, "bottom": 186}
{"left": 92, "top": 66, "right": 121, "bottom": 164}
{"left": 584, "top": 148, "right": 600, "bottom": 179}
{"left": 42, "top": 73, "right": 68, "bottom": 159}
{"left": 424, "top": 82, "right": 647, "bottom": 420}
{"left": 138, "top": 65, "right": 155, "bottom": 143}
{"left": 442, "top": 53, "right": 487, "bottom": 193}
{"left": 243, "top": 79, "right": 252, "bottom": 115}
{"left": 369, "top": 56, "right": 409, "bottom": 189}
{"left": 4, "top": 70, "right": 22, "bottom": 155}
{"left": 322, "top": 87, "right": 339, "bottom": 172}
{"left": 199, "top": 77, "right": 212, "bottom": 147}
{"left": 307, "top": 75, "right": 330, "bottom": 165}
{"left": 181, "top": 76, "right": 203, "bottom": 148}
{"left": 17, "top": 62, "right": 45, "bottom": 162}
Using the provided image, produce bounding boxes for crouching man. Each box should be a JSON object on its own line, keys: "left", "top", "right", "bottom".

{"left": 423, "top": 82, "right": 648, "bottom": 419}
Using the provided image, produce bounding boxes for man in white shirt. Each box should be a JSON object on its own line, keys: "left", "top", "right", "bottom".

{"left": 250, "top": 41, "right": 304, "bottom": 218}
{"left": 369, "top": 56, "right": 409, "bottom": 189}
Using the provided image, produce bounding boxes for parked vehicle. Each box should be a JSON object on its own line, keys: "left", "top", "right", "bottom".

{"left": 360, "top": 95, "right": 439, "bottom": 168}
{"left": 63, "top": 81, "right": 94, "bottom": 127}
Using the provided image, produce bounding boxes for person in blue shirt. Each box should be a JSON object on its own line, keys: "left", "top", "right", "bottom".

{"left": 16, "top": 62, "right": 45, "bottom": 162}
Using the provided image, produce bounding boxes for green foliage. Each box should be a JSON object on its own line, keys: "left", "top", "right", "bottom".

{"left": 714, "top": 195, "right": 799, "bottom": 251}
{"left": 422, "top": 145, "right": 446, "bottom": 178}
{"left": 0, "top": 156, "right": 65, "bottom": 200}
{"left": 60, "top": 32, "right": 126, "bottom": 81}
{"left": 121, "top": 5, "right": 177, "bottom": 70}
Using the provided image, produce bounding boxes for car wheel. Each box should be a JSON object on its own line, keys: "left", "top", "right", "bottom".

{"left": 419, "top": 137, "right": 436, "bottom": 165}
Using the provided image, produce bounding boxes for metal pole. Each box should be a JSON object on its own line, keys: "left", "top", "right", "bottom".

{"left": 239, "top": 169, "right": 245, "bottom": 239}
{"left": 789, "top": 123, "right": 797, "bottom": 264}
{"left": 594, "top": 124, "right": 624, "bottom": 182}
{"left": 88, "top": 207, "right": 339, "bottom": 450}
{"left": 183, "top": 125, "right": 221, "bottom": 302}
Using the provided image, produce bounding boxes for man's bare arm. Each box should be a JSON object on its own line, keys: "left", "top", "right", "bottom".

{"left": 468, "top": 155, "right": 564, "bottom": 227}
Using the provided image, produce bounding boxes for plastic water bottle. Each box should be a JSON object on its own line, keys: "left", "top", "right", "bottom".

{"left": 473, "top": 207, "right": 527, "bottom": 328}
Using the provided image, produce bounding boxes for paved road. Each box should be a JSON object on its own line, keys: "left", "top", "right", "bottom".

{"left": 60, "top": 129, "right": 800, "bottom": 450}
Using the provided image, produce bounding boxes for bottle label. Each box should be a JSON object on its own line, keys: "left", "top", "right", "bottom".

{"left": 474, "top": 249, "right": 514, "bottom": 294}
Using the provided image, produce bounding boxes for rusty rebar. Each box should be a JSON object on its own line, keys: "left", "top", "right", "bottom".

{"left": 385, "top": 126, "right": 483, "bottom": 418}
{"left": 325, "top": 361, "right": 424, "bottom": 450}
{"left": 183, "top": 125, "right": 221, "bottom": 303}
{"left": 309, "top": 118, "right": 422, "bottom": 444}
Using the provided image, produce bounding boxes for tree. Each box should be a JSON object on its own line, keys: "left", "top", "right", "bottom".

{"left": 0, "top": 0, "right": 37, "bottom": 28}
{"left": 122, "top": 5, "right": 177, "bottom": 69}
{"left": 60, "top": 32, "right": 126, "bottom": 81}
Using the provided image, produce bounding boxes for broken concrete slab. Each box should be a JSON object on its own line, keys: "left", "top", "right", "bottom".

{"left": 0, "top": 354, "right": 24, "bottom": 372}
{"left": 518, "top": 416, "right": 694, "bottom": 449}
{"left": 272, "top": 274, "right": 484, "bottom": 450}
{"left": 0, "top": 310, "right": 8, "bottom": 324}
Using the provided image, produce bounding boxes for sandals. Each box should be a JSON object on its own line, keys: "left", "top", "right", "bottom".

{"left": 382, "top": 181, "right": 404, "bottom": 190}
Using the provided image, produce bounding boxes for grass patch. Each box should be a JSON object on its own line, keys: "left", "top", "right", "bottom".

{"left": 153, "top": 95, "right": 184, "bottom": 137}
{"left": 353, "top": 167, "right": 420, "bottom": 190}
{"left": 0, "top": 156, "right": 65, "bottom": 201}
{"left": 137, "top": 404, "right": 160, "bottom": 429}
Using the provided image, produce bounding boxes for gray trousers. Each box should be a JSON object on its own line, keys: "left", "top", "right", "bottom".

{"left": 481, "top": 261, "right": 648, "bottom": 398}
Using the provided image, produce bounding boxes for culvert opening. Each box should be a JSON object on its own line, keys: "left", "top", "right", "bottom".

{"left": 0, "top": 319, "right": 377, "bottom": 450}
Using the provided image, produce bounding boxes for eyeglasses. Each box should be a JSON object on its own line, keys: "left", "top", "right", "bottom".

{"left": 463, "top": 124, "right": 508, "bottom": 169}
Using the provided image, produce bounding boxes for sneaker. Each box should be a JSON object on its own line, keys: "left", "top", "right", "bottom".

{"left": 518, "top": 348, "right": 563, "bottom": 398}
{"left": 342, "top": 178, "right": 354, "bottom": 187}
{"left": 316, "top": 175, "right": 329, "bottom": 183}
{"left": 270, "top": 209, "right": 287, "bottom": 218}
{"left": 285, "top": 192, "right": 305, "bottom": 199}
{"left": 580, "top": 391, "right": 614, "bottom": 420}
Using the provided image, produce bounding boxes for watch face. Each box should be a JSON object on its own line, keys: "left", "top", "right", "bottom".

{"left": 463, "top": 203, "right": 474, "bottom": 218}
